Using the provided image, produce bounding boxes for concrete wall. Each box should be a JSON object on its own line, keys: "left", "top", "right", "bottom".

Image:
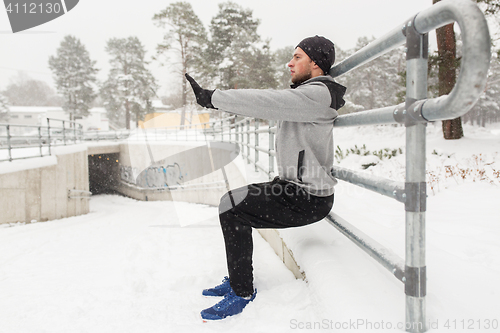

{"left": 0, "top": 148, "right": 89, "bottom": 224}
{"left": 116, "top": 142, "right": 247, "bottom": 206}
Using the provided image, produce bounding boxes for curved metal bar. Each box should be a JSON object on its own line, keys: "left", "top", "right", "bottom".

{"left": 330, "top": 0, "right": 490, "bottom": 125}
{"left": 413, "top": 0, "right": 491, "bottom": 122}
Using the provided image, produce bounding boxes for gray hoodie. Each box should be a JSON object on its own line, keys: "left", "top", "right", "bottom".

{"left": 212, "top": 75, "right": 346, "bottom": 197}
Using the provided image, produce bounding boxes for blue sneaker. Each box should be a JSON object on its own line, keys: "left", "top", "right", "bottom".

{"left": 202, "top": 277, "right": 232, "bottom": 297}
{"left": 201, "top": 289, "right": 257, "bottom": 321}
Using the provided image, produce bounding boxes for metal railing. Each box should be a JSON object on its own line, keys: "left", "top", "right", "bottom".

{"left": 0, "top": 118, "right": 84, "bottom": 162}
{"left": 326, "top": 1, "right": 490, "bottom": 331}
{"left": 153, "top": 1, "right": 490, "bottom": 331}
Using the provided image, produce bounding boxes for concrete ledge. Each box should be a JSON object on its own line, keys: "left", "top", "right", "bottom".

{"left": 87, "top": 143, "right": 121, "bottom": 155}
{"left": 258, "top": 229, "right": 306, "bottom": 280}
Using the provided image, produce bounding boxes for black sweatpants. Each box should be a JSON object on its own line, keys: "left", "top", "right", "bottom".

{"left": 218, "top": 177, "right": 334, "bottom": 297}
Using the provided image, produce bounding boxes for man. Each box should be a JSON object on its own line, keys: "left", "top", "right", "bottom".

{"left": 186, "top": 35, "right": 346, "bottom": 321}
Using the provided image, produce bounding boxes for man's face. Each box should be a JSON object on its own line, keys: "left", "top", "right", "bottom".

{"left": 288, "top": 47, "right": 314, "bottom": 84}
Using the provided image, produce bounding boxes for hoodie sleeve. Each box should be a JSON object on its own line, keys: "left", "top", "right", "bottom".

{"left": 211, "top": 81, "right": 339, "bottom": 123}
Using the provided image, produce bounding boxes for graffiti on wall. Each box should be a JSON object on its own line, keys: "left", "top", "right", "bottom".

{"left": 120, "top": 163, "right": 183, "bottom": 189}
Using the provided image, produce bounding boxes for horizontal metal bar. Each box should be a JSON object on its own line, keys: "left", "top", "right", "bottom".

{"left": 332, "top": 165, "right": 406, "bottom": 202}
{"left": 238, "top": 127, "right": 277, "bottom": 135}
{"left": 1, "top": 144, "right": 49, "bottom": 149}
{"left": 334, "top": 103, "right": 404, "bottom": 127}
{"left": 247, "top": 144, "right": 276, "bottom": 156}
{"left": 330, "top": 24, "right": 407, "bottom": 78}
{"left": 0, "top": 123, "right": 44, "bottom": 129}
{"left": 0, "top": 154, "right": 49, "bottom": 162}
{"left": 325, "top": 212, "right": 405, "bottom": 283}
{"left": 223, "top": 140, "right": 277, "bottom": 157}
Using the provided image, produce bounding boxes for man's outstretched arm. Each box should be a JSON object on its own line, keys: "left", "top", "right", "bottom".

{"left": 185, "top": 74, "right": 338, "bottom": 123}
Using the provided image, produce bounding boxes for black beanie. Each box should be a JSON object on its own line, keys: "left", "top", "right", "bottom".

{"left": 296, "top": 35, "right": 335, "bottom": 76}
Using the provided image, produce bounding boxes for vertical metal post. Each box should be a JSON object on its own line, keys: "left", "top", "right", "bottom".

{"left": 404, "top": 18, "right": 428, "bottom": 333}
{"left": 246, "top": 120, "right": 250, "bottom": 163}
{"left": 221, "top": 120, "right": 224, "bottom": 142}
{"left": 268, "top": 120, "right": 275, "bottom": 180}
{"left": 6, "top": 124, "right": 12, "bottom": 162}
{"left": 47, "top": 118, "right": 52, "bottom": 156}
{"left": 237, "top": 123, "right": 241, "bottom": 147}
{"left": 38, "top": 126, "right": 43, "bottom": 157}
{"left": 254, "top": 119, "right": 259, "bottom": 172}
{"left": 62, "top": 120, "right": 66, "bottom": 145}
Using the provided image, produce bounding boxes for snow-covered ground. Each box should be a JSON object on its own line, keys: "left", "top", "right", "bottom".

{"left": 0, "top": 123, "right": 499, "bottom": 332}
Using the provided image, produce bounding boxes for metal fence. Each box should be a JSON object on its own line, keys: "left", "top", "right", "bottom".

{"left": 0, "top": 118, "right": 84, "bottom": 162}
{"left": 327, "top": 1, "right": 489, "bottom": 331}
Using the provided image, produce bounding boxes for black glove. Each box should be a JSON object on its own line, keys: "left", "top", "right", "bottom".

{"left": 185, "top": 73, "right": 217, "bottom": 109}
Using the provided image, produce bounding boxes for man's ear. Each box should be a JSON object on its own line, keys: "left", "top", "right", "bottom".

{"left": 311, "top": 61, "right": 324, "bottom": 75}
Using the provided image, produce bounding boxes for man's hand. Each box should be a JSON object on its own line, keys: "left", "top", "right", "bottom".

{"left": 185, "top": 73, "right": 217, "bottom": 109}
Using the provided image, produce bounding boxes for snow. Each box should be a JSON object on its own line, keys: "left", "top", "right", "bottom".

{"left": 1, "top": 123, "right": 499, "bottom": 332}
{"left": 0, "top": 154, "right": 57, "bottom": 175}
{"left": 0, "top": 144, "right": 87, "bottom": 174}
{"left": 50, "top": 143, "right": 88, "bottom": 155}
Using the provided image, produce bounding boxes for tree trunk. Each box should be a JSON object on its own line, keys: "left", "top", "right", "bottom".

{"left": 434, "top": 0, "right": 463, "bottom": 139}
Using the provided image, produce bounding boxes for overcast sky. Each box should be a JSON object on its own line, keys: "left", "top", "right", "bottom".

{"left": 0, "top": 0, "right": 437, "bottom": 95}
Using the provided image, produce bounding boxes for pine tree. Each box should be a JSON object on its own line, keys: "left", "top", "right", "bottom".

{"left": 340, "top": 37, "right": 405, "bottom": 111}
{"left": 48, "top": 35, "right": 98, "bottom": 121}
{"left": 464, "top": 49, "right": 500, "bottom": 125}
{"left": 207, "top": 1, "right": 277, "bottom": 90}
{"left": 273, "top": 46, "right": 295, "bottom": 90}
{"left": 153, "top": 1, "right": 207, "bottom": 126}
{"left": 101, "top": 37, "right": 158, "bottom": 129}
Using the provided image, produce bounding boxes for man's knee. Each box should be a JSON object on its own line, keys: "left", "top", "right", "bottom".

{"left": 219, "top": 191, "right": 235, "bottom": 215}
{"left": 219, "top": 186, "right": 252, "bottom": 214}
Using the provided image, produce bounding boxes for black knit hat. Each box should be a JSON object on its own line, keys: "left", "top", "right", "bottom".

{"left": 296, "top": 35, "right": 335, "bottom": 76}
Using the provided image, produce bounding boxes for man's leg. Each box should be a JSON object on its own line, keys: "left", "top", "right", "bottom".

{"left": 218, "top": 178, "right": 334, "bottom": 297}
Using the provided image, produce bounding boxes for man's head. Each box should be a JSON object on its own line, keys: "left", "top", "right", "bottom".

{"left": 288, "top": 35, "right": 335, "bottom": 85}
